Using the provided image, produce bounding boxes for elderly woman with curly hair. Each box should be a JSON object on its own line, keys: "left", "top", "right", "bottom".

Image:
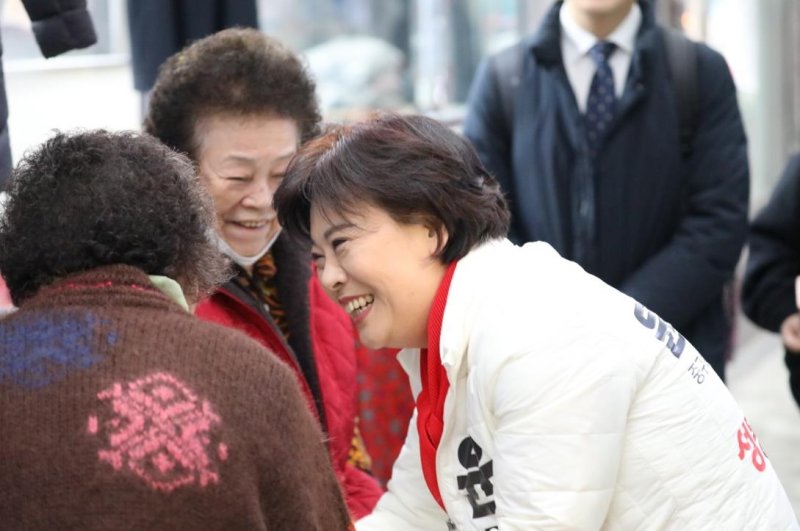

{"left": 144, "top": 28, "right": 384, "bottom": 517}
{"left": 0, "top": 130, "right": 351, "bottom": 530}
{"left": 273, "top": 113, "right": 797, "bottom": 530}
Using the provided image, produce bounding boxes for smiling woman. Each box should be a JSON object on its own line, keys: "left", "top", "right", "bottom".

{"left": 144, "top": 28, "right": 384, "bottom": 520}
{"left": 194, "top": 114, "right": 298, "bottom": 265}
{"left": 285, "top": 113, "right": 509, "bottom": 352}
{"left": 274, "top": 113, "right": 799, "bottom": 530}
{"left": 311, "top": 205, "right": 445, "bottom": 349}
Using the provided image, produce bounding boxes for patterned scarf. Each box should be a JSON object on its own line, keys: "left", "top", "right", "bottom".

{"left": 347, "top": 417, "right": 373, "bottom": 472}
{"left": 232, "top": 250, "right": 290, "bottom": 338}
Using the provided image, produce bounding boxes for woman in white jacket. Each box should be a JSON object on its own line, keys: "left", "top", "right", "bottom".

{"left": 274, "top": 113, "right": 798, "bottom": 530}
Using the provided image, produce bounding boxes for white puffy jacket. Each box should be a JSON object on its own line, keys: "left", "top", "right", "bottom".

{"left": 357, "top": 239, "right": 798, "bottom": 530}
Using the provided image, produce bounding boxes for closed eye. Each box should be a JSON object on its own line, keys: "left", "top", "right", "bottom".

{"left": 331, "top": 238, "right": 347, "bottom": 251}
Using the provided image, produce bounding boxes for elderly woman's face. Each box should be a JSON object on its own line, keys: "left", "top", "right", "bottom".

{"left": 196, "top": 114, "right": 299, "bottom": 260}
{"left": 310, "top": 203, "right": 447, "bottom": 350}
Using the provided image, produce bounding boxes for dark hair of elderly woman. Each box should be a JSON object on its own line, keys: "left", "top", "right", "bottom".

{"left": 0, "top": 129, "right": 225, "bottom": 304}
{"left": 274, "top": 113, "right": 510, "bottom": 262}
{"left": 143, "top": 28, "right": 385, "bottom": 517}
{"left": 0, "top": 130, "right": 351, "bottom": 529}
{"left": 145, "top": 27, "right": 321, "bottom": 157}
{"left": 272, "top": 114, "right": 798, "bottom": 530}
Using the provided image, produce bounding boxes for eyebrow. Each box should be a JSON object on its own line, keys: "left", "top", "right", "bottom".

{"left": 222, "top": 152, "right": 295, "bottom": 165}
{"left": 323, "top": 222, "right": 356, "bottom": 240}
{"left": 220, "top": 154, "right": 256, "bottom": 165}
{"left": 272, "top": 152, "right": 295, "bottom": 163}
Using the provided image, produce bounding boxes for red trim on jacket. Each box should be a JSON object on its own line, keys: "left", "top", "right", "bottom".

{"left": 417, "top": 261, "right": 458, "bottom": 510}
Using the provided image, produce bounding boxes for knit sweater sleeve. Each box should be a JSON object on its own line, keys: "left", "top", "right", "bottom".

{"left": 247, "top": 354, "right": 352, "bottom": 529}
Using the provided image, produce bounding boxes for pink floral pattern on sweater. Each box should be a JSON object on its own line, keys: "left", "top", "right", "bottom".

{"left": 87, "top": 372, "right": 228, "bottom": 492}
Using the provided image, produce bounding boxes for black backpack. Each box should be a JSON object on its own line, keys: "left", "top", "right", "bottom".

{"left": 493, "top": 27, "right": 698, "bottom": 158}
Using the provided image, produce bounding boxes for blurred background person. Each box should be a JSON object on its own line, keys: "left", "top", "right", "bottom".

{"left": 742, "top": 153, "right": 800, "bottom": 409}
{"left": 144, "top": 27, "right": 383, "bottom": 519}
{"left": 463, "top": 0, "right": 749, "bottom": 381}
{"left": 126, "top": 0, "right": 257, "bottom": 117}
{"left": 0, "top": 129, "right": 351, "bottom": 529}
{"left": 0, "top": 0, "right": 96, "bottom": 190}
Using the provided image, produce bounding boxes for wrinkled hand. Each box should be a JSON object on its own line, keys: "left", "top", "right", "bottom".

{"left": 780, "top": 313, "right": 800, "bottom": 353}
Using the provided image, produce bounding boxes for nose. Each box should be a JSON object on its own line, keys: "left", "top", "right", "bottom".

{"left": 241, "top": 178, "right": 275, "bottom": 209}
{"left": 318, "top": 257, "right": 346, "bottom": 294}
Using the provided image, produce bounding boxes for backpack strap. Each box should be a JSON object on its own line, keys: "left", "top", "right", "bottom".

{"left": 492, "top": 42, "right": 525, "bottom": 135}
{"left": 661, "top": 26, "right": 699, "bottom": 159}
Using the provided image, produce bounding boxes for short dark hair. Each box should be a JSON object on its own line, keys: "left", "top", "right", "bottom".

{"left": 274, "top": 113, "right": 510, "bottom": 263}
{"left": 0, "top": 130, "right": 228, "bottom": 304}
{"left": 144, "top": 28, "right": 321, "bottom": 160}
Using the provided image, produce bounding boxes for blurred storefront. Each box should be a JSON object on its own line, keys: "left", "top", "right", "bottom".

{"left": 0, "top": 0, "right": 798, "bottom": 203}
{"left": 675, "top": 0, "right": 800, "bottom": 208}
{"left": 257, "top": 0, "right": 800, "bottom": 206}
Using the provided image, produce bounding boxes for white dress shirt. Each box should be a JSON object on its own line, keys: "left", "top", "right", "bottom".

{"left": 560, "top": 3, "right": 642, "bottom": 112}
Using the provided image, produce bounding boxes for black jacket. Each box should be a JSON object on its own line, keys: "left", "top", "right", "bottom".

{"left": 0, "top": 0, "right": 96, "bottom": 189}
{"left": 126, "top": 0, "right": 257, "bottom": 92}
{"left": 463, "top": 0, "right": 749, "bottom": 377}
{"left": 742, "top": 154, "right": 800, "bottom": 408}
{"left": 743, "top": 154, "right": 800, "bottom": 332}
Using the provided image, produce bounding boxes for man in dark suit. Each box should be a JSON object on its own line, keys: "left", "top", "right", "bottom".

{"left": 464, "top": 0, "right": 749, "bottom": 380}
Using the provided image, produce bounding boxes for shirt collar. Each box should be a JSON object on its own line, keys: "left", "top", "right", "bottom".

{"left": 560, "top": 2, "right": 642, "bottom": 56}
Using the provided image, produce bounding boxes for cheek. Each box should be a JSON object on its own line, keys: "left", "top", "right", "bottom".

{"left": 337, "top": 255, "right": 368, "bottom": 284}
{"left": 211, "top": 187, "right": 242, "bottom": 215}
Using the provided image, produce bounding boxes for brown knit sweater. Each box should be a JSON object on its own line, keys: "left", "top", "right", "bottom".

{"left": 0, "top": 265, "right": 352, "bottom": 530}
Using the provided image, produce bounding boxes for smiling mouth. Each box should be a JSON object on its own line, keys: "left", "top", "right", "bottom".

{"left": 230, "top": 220, "right": 268, "bottom": 229}
{"left": 345, "top": 295, "right": 374, "bottom": 317}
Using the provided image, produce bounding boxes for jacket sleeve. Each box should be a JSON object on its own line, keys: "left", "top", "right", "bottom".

{"left": 342, "top": 461, "right": 384, "bottom": 520}
{"left": 21, "top": 0, "right": 97, "bottom": 58}
{"left": 329, "top": 318, "right": 384, "bottom": 519}
{"left": 620, "top": 45, "right": 749, "bottom": 331}
{"left": 463, "top": 55, "right": 520, "bottom": 242}
{"left": 356, "top": 410, "right": 448, "bottom": 530}
{"left": 741, "top": 154, "right": 800, "bottom": 332}
{"left": 488, "top": 341, "right": 633, "bottom": 529}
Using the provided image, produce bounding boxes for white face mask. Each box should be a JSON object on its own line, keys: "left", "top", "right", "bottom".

{"left": 212, "top": 229, "right": 282, "bottom": 268}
